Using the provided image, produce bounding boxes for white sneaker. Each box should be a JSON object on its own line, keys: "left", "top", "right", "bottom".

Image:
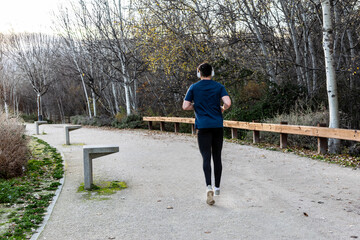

{"left": 214, "top": 187, "right": 220, "bottom": 196}
{"left": 206, "top": 185, "right": 215, "bottom": 205}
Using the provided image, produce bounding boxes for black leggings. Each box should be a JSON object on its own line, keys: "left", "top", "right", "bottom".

{"left": 197, "top": 128, "right": 223, "bottom": 188}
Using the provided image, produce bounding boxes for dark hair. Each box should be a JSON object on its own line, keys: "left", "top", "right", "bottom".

{"left": 199, "top": 63, "right": 212, "bottom": 77}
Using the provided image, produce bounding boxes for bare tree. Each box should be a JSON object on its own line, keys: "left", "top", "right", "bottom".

{"left": 7, "top": 33, "right": 59, "bottom": 120}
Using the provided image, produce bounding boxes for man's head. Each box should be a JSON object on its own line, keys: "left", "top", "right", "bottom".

{"left": 197, "top": 63, "right": 214, "bottom": 78}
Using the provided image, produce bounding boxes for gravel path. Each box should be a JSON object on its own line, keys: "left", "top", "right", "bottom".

{"left": 27, "top": 124, "right": 360, "bottom": 240}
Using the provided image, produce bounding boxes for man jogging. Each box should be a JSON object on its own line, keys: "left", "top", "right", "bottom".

{"left": 182, "top": 62, "right": 231, "bottom": 205}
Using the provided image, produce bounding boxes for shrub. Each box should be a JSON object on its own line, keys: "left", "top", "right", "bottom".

{"left": 0, "top": 113, "right": 29, "bottom": 179}
{"left": 112, "top": 114, "right": 146, "bottom": 129}
{"left": 20, "top": 114, "right": 37, "bottom": 123}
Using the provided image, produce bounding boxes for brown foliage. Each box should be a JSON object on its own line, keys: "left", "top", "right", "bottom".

{"left": 0, "top": 114, "right": 28, "bottom": 179}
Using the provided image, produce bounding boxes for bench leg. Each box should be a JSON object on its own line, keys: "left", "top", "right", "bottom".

{"left": 36, "top": 123, "right": 40, "bottom": 135}
{"left": 65, "top": 129, "right": 70, "bottom": 145}
{"left": 83, "top": 155, "right": 93, "bottom": 190}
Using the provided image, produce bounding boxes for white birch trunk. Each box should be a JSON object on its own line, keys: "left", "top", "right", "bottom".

{"left": 92, "top": 89, "right": 97, "bottom": 117}
{"left": 120, "top": 56, "right": 131, "bottom": 116}
{"left": 4, "top": 101, "right": 8, "bottom": 118}
{"left": 134, "top": 78, "right": 137, "bottom": 112}
{"left": 112, "top": 81, "right": 120, "bottom": 114}
{"left": 321, "top": 0, "right": 340, "bottom": 153}
{"left": 123, "top": 78, "right": 131, "bottom": 116}
{"left": 81, "top": 74, "right": 92, "bottom": 118}
{"left": 37, "top": 93, "right": 41, "bottom": 120}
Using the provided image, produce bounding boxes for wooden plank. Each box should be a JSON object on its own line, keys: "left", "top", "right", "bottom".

{"left": 143, "top": 117, "right": 195, "bottom": 124}
{"left": 143, "top": 117, "right": 360, "bottom": 142}
{"left": 224, "top": 121, "right": 360, "bottom": 142}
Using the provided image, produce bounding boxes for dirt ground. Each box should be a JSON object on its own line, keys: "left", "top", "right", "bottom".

{"left": 27, "top": 124, "right": 360, "bottom": 240}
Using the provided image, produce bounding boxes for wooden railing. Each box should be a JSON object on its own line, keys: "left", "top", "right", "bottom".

{"left": 143, "top": 116, "right": 360, "bottom": 154}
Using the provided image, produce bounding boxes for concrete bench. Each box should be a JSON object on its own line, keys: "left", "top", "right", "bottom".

{"left": 64, "top": 125, "right": 82, "bottom": 145}
{"left": 83, "top": 145, "right": 119, "bottom": 190}
{"left": 35, "top": 121, "right": 47, "bottom": 135}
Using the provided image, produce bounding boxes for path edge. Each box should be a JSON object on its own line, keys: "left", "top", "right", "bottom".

{"left": 30, "top": 143, "right": 66, "bottom": 240}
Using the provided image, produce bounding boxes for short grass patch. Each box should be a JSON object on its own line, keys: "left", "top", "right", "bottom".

{"left": 0, "top": 137, "right": 64, "bottom": 239}
{"left": 77, "top": 181, "right": 127, "bottom": 201}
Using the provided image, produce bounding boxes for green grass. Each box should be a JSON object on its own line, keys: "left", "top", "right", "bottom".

{"left": 0, "top": 137, "right": 64, "bottom": 239}
{"left": 77, "top": 181, "right": 127, "bottom": 200}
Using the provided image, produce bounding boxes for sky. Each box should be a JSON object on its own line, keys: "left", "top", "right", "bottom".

{"left": 0, "top": 0, "right": 62, "bottom": 34}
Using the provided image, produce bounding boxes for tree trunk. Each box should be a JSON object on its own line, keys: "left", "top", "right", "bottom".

{"left": 92, "top": 89, "right": 97, "bottom": 117}
{"left": 308, "top": 33, "right": 318, "bottom": 95}
{"left": 321, "top": 0, "right": 340, "bottom": 153}
{"left": 347, "top": 29, "right": 356, "bottom": 90}
{"left": 280, "top": 0, "right": 304, "bottom": 85}
{"left": 37, "top": 93, "right": 42, "bottom": 120}
{"left": 124, "top": 79, "right": 131, "bottom": 116}
{"left": 112, "top": 81, "right": 120, "bottom": 114}
{"left": 4, "top": 100, "right": 8, "bottom": 118}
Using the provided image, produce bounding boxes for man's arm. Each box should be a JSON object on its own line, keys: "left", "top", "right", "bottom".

{"left": 221, "top": 95, "right": 231, "bottom": 112}
{"left": 182, "top": 100, "right": 194, "bottom": 110}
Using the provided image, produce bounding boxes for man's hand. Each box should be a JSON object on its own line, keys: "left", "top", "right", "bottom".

{"left": 182, "top": 100, "right": 194, "bottom": 110}
{"left": 221, "top": 106, "right": 225, "bottom": 113}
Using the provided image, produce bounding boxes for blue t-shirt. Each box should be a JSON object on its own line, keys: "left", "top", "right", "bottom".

{"left": 184, "top": 80, "right": 228, "bottom": 129}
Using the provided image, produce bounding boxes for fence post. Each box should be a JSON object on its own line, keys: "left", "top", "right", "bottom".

{"left": 148, "top": 121, "right": 153, "bottom": 130}
{"left": 317, "top": 123, "right": 328, "bottom": 154}
{"left": 252, "top": 120, "right": 260, "bottom": 143}
{"left": 231, "top": 128, "right": 238, "bottom": 139}
{"left": 160, "top": 122, "right": 165, "bottom": 131}
{"left": 191, "top": 124, "right": 196, "bottom": 135}
{"left": 174, "top": 123, "right": 180, "bottom": 133}
{"left": 280, "top": 121, "right": 288, "bottom": 149}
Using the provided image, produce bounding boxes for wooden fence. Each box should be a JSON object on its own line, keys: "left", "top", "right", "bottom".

{"left": 143, "top": 116, "right": 360, "bottom": 154}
